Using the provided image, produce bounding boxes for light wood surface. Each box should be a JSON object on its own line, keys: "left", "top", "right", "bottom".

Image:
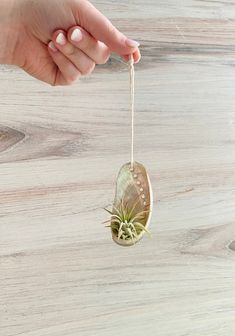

{"left": 1, "top": 1, "right": 235, "bottom": 335}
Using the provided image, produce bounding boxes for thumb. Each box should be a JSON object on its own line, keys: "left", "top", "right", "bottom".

{"left": 77, "top": 0, "right": 140, "bottom": 55}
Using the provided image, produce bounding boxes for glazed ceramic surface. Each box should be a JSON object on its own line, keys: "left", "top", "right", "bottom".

{"left": 110, "top": 161, "right": 153, "bottom": 246}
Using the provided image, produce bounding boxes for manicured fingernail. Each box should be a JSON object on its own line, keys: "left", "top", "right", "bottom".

{"left": 71, "top": 28, "right": 82, "bottom": 42}
{"left": 48, "top": 41, "right": 57, "bottom": 52}
{"left": 126, "top": 39, "right": 140, "bottom": 48}
{"left": 56, "top": 32, "right": 66, "bottom": 45}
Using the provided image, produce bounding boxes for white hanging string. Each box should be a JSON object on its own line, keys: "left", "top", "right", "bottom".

{"left": 129, "top": 54, "right": 135, "bottom": 171}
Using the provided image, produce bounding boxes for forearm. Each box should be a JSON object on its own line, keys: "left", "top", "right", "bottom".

{"left": 0, "top": 0, "right": 20, "bottom": 64}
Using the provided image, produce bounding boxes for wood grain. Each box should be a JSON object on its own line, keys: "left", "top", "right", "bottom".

{"left": 1, "top": 0, "right": 235, "bottom": 335}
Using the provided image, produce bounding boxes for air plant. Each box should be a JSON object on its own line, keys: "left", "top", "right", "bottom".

{"left": 104, "top": 197, "right": 151, "bottom": 243}
{"left": 104, "top": 161, "right": 153, "bottom": 246}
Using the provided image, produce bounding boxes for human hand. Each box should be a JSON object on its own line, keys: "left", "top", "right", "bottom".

{"left": 0, "top": 0, "right": 141, "bottom": 86}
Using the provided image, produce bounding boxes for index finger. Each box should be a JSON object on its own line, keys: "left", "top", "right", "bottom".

{"left": 75, "top": 0, "right": 140, "bottom": 55}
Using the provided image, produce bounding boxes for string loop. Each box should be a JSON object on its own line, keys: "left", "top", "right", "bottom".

{"left": 128, "top": 54, "right": 135, "bottom": 170}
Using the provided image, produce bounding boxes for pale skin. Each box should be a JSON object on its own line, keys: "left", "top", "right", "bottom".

{"left": 0, "top": 0, "right": 141, "bottom": 86}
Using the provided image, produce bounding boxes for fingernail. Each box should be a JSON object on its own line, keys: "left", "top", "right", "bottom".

{"left": 56, "top": 32, "right": 66, "bottom": 45}
{"left": 71, "top": 28, "right": 82, "bottom": 42}
{"left": 48, "top": 41, "right": 57, "bottom": 52}
{"left": 135, "top": 54, "right": 141, "bottom": 64}
{"left": 126, "top": 39, "right": 140, "bottom": 48}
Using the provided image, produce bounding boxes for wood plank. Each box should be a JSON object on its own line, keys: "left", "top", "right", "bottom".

{"left": 1, "top": 0, "right": 235, "bottom": 335}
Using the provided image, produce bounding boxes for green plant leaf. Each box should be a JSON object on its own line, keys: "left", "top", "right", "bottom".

{"left": 118, "top": 229, "right": 124, "bottom": 240}
{"left": 134, "top": 222, "right": 152, "bottom": 237}
{"left": 131, "top": 209, "right": 149, "bottom": 223}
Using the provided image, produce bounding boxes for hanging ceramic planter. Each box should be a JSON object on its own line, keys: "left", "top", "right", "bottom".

{"left": 105, "top": 161, "right": 152, "bottom": 246}
{"left": 104, "top": 55, "right": 153, "bottom": 246}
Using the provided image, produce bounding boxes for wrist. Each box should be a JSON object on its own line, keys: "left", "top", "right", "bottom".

{"left": 0, "top": 0, "right": 21, "bottom": 65}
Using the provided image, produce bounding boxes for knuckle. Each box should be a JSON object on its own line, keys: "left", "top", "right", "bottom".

{"left": 80, "top": 36, "right": 90, "bottom": 49}
{"left": 81, "top": 62, "right": 95, "bottom": 75}
{"left": 66, "top": 72, "right": 81, "bottom": 85}
{"left": 97, "top": 50, "right": 111, "bottom": 65}
{"left": 64, "top": 45, "right": 76, "bottom": 56}
{"left": 50, "top": 70, "right": 81, "bottom": 86}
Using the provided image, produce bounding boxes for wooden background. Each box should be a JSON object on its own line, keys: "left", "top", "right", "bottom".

{"left": 1, "top": 0, "right": 235, "bottom": 335}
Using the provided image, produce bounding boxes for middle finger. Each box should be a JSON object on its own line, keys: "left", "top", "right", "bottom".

{"left": 67, "top": 26, "right": 110, "bottom": 65}
{"left": 53, "top": 30, "right": 95, "bottom": 75}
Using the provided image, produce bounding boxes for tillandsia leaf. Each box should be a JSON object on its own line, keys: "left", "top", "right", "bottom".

{"left": 118, "top": 229, "right": 124, "bottom": 240}
{"left": 104, "top": 208, "right": 114, "bottom": 215}
{"left": 104, "top": 202, "right": 151, "bottom": 242}
{"left": 107, "top": 221, "right": 119, "bottom": 227}
{"left": 125, "top": 195, "right": 140, "bottom": 219}
{"left": 129, "top": 222, "right": 138, "bottom": 237}
{"left": 123, "top": 225, "right": 130, "bottom": 236}
{"left": 113, "top": 196, "right": 140, "bottom": 223}
{"left": 104, "top": 207, "right": 121, "bottom": 220}
{"left": 127, "top": 228, "right": 134, "bottom": 241}
{"left": 126, "top": 194, "right": 143, "bottom": 221}
{"left": 122, "top": 234, "right": 126, "bottom": 240}
{"left": 110, "top": 221, "right": 119, "bottom": 227}
{"left": 132, "top": 232, "right": 138, "bottom": 239}
{"left": 111, "top": 219, "right": 121, "bottom": 225}
{"left": 134, "top": 222, "right": 152, "bottom": 237}
{"left": 112, "top": 205, "right": 123, "bottom": 218}
{"left": 119, "top": 221, "right": 126, "bottom": 232}
{"left": 120, "top": 199, "right": 128, "bottom": 222}
{"left": 124, "top": 201, "right": 131, "bottom": 221}
{"left": 103, "top": 217, "right": 121, "bottom": 225}
{"left": 102, "top": 219, "right": 111, "bottom": 224}
{"left": 131, "top": 210, "right": 150, "bottom": 223}
{"left": 111, "top": 226, "right": 120, "bottom": 232}
{"left": 111, "top": 214, "right": 122, "bottom": 222}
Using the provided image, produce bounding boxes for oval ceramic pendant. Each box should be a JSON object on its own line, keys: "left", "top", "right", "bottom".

{"left": 106, "top": 161, "right": 153, "bottom": 246}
